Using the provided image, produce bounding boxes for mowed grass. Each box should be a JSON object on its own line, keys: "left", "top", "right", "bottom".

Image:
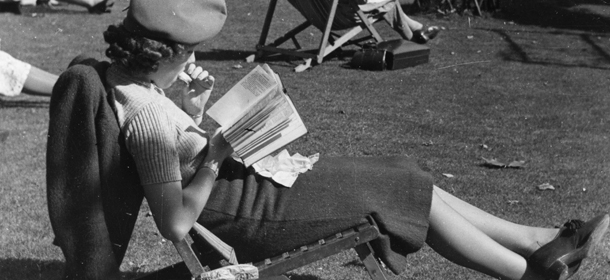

{"left": 1, "top": 0, "right": 610, "bottom": 279}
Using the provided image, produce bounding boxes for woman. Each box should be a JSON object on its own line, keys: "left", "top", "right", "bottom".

{"left": 96, "top": 0, "right": 608, "bottom": 280}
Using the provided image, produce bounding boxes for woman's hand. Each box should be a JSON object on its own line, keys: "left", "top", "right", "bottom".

{"left": 181, "top": 63, "right": 214, "bottom": 118}
{"left": 200, "top": 128, "right": 234, "bottom": 175}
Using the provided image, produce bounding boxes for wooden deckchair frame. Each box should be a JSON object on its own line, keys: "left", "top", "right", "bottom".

{"left": 138, "top": 220, "right": 389, "bottom": 280}
{"left": 249, "top": 0, "right": 385, "bottom": 72}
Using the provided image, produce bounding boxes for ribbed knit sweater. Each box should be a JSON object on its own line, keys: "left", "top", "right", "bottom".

{"left": 106, "top": 65, "right": 208, "bottom": 187}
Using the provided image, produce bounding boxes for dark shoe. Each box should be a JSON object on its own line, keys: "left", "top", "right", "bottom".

{"left": 411, "top": 26, "right": 441, "bottom": 44}
{"left": 18, "top": 1, "right": 54, "bottom": 17}
{"left": 36, "top": 0, "right": 58, "bottom": 6}
{"left": 0, "top": 2, "right": 22, "bottom": 14}
{"left": 528, "top": 214, "right": 609, "bottom": 280}
{"left": 88, "top": 0, "right": 113, "bottom": 14}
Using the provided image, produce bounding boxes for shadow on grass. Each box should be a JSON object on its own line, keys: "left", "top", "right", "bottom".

{"left": 284, "top": 274, "right": 326, "bottom": 280}
{"left": 497, "top": 0, "right": 610, "bottom": 33}
{"left": 195, "top": 49, "right": 257, "bottom": 62}
{"left": 283, "top": 260, "right": 380, "bottom": 280}
{"left": 194, "top": 48, "right": 356, "bottom": 64}
{"left": 0, "top": 98, "right": 49, "bottom": 108}
{"left": 0, "top": 258, "right": 63, "bottom": 280}
{"left": 483, "top": 27, "right": 610, "bottom": 70}
{"left": 0, "top": 258, "right": 147, "bottom": 280}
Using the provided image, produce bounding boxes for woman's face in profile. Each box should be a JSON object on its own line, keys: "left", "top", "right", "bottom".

{"left": 151, "top": 46, "right": 197, "bottom": 89}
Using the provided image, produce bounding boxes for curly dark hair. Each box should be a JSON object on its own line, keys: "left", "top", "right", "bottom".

{"left": 103, "top": 24, "right": 189, "bottom": 74}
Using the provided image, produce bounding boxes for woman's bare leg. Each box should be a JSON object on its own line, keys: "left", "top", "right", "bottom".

{"left": 427, "top": 190, "right": 546, "bottom": 279}
{"left": 433, "top": 186, "right": 559, "bottom": 257}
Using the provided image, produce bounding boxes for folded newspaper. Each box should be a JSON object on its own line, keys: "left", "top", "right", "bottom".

{"left": 196, "top": 264, "right": 258, "bottom": 280}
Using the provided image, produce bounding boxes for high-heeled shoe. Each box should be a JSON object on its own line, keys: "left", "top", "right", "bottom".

{"left": 411, "top": 26, "right": 441, "bottom": 44}
{"left": 527, "top": 214, "right": 609, "bottom": 280}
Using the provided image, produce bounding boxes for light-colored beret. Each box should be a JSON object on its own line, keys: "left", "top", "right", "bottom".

{"left": 123, "top": 0, "right": 227, "bottom": 44}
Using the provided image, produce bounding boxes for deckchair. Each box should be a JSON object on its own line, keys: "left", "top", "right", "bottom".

{"left": 47, "top": 58, "right": 390, "bottom": 280}
{"left": 249, "top": 0, "right": 387, "bottom": 72}
{"left": 137, "top": 219, "right": 388, "bottom": 280}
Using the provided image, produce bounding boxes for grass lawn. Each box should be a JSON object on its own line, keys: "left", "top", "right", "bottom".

{"left": 1, "top": 0, "right": 610, "bottom": 279}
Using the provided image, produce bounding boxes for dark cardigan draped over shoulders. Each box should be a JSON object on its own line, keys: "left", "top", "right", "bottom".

{"left": 46, "top": 60, "right": 143, "bottom": 280}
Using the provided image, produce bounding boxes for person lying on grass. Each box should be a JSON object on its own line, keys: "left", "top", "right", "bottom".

{"left": 0, "top": 50, "right": 57, "bottom": 97}
{"left": 49, "top": 0, "right": 609, "bottom": 279}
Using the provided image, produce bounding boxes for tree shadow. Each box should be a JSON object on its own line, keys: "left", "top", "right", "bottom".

{"left": 487, "top": 27, "right": 610, "bottom": 70}
{"left": 0, "top": 97, "right": 49, "bottom": 108}
{"left": 195, "top": 49, "right": 256, "bottom": 62}
{"left": 284, "top": 274, "right": 325, "bottom": 280}
{"left": 0, "top": 258, "right": 147, "bottom": 280}
{"left": 0, "top": 258, "right": 64, "bottom": 280}
{"left": 194, "top": 48, "right": 356, "bottom": 70}
{"left": 0, "top": 257, "right": 373, "bottom": 280}
{"left": 496, "top": 0, "right": 610, "bottom": 33}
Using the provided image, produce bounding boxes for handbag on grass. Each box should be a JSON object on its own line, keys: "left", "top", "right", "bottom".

{"left": 351, "top": 39, "right": 430, "bottom": 70}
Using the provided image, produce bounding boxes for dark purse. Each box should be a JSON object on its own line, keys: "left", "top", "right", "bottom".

{"left": 350, "top": 42, "right": 387, "bottom": 71}
{"left": 351, "top": 39, "right": 430, "bottom": 71}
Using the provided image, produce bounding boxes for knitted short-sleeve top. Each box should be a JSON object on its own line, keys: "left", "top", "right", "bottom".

{"left": 106, "top": 64, "right": 209, "bottom": 187}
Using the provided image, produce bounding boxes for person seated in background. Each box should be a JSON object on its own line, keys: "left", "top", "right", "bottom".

{"left": 0, "top": 50, "right": 57, "bottom": 97}
{"left": 357, "top": 0, "right": 441, "bottom": 43}
{"left": 291, "top": 0, "right": 440, "bottom": 43}
{"left": 15, "top": 0, "right": 113, "bottom": 14}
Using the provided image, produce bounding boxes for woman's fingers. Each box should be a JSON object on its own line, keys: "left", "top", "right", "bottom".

{"left": 184, "top": 64, "right": 214, "bottom": 91}
{"left": 190, "top": 67, "right": 203, "bottom": 79}
{"left": 186, "top": 63, "right": 196, "bottom": 75}
{"left": 196, "top": 70, "right": 209, "bottom": 80}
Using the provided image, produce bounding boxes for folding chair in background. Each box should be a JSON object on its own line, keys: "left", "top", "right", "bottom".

{"left": 248, "top": 0, "right": 386, "bottom": 72}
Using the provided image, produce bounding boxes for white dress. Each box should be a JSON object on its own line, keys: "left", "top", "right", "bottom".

{"left": 0, "top": 51, "right": 31, "bottom": 97}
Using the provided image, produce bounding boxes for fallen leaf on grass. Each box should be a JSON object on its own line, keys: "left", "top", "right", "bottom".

{"left": 507, "top": 160, "right": 525, "bottom": 168}
{"left": 422, "top": 140, "right": 434, "bottom": 146}
{"left": 481, "top": 157, "right": 525, "bottom": 169}
{"left": 481, "top": 157, "right": 504, "bottom": 167}
{"left": 537, "top": 183, "right": 555, "bottom": 191}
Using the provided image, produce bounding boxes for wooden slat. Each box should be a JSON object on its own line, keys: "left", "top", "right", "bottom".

{"left": 137, "top": 221, "right": 388, "bottom": 280}
{"left": 174, "top": 237, "right": 207, "bottom": 276}
{"left": 355, "top": 243, "right": 388, "bottom": 280}
{"left": 256, "top": 223, "right": 381, "bottom": 277}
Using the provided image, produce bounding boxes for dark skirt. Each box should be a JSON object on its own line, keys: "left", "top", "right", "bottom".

{"left": 199, "top": 156, "right": 434, "bottom": 274}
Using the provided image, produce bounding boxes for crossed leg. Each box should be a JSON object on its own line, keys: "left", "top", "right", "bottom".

{"left": 426, "top": 185, "right": 559, "bottom": 279}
